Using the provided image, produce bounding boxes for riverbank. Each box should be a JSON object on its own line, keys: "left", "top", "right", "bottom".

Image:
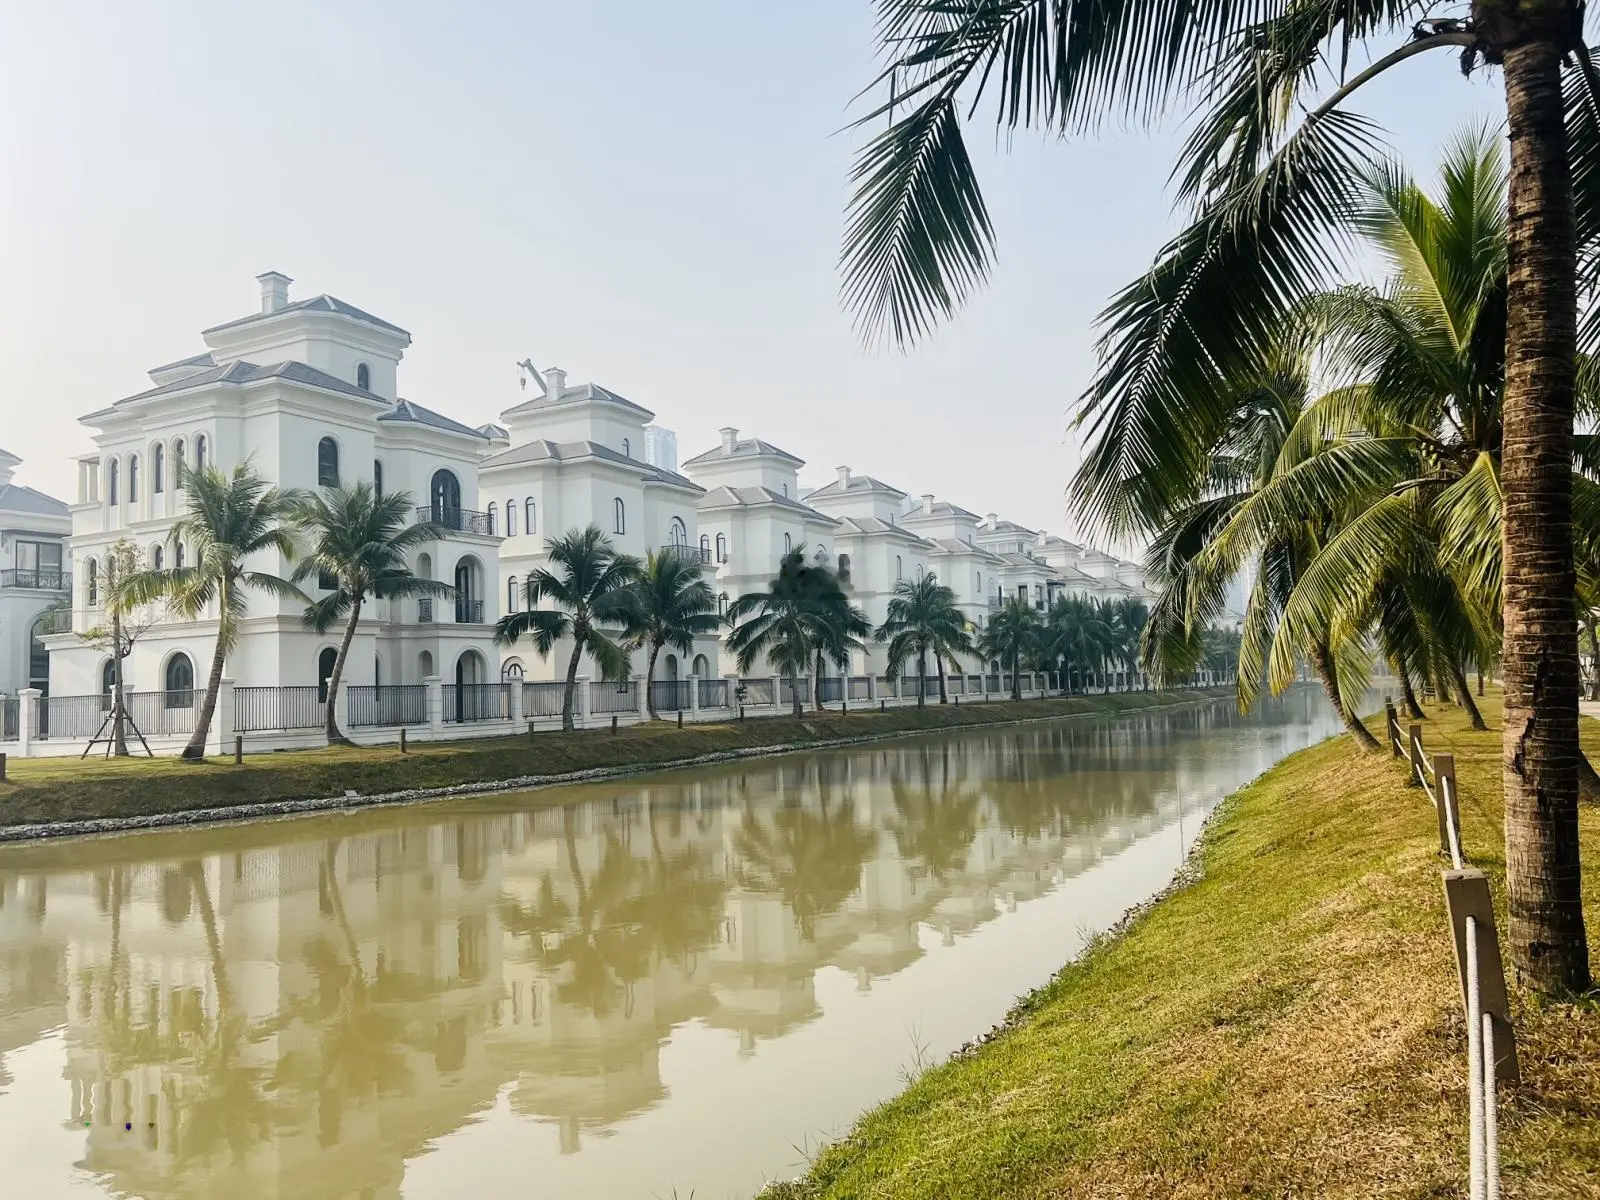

{"left": 0, "top": 688, "right": 1226, "bottom": 839}
{"left": 759, "top": 694, "right": 1600, "bottom": 1199}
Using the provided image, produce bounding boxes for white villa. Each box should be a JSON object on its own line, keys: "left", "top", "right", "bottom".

{"left": 1, "top": 273, "right": 1177, "bottom": 755}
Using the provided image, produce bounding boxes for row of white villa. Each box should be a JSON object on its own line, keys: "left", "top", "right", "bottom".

{"left": 1, "top": 273, "right": 1170, "bottom": 754}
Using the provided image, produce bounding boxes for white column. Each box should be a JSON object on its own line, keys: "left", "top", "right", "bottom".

{"left": 424, "top": 675, "right": 443, "bottom": 733}
{"left": 210, "top": 678, "right": 235, "bottom": 755}
{"left": 509, "top": 677, "right": 525, "bottom": 726}
{"left": 18, "top": 688, "right": 39, "bottom": 757}
{"left": 689, "top": 674, "right": 701, "bottom": 714}
{"left": 724, "top": 673, "right": 740, "bottom": 713}
{"left": 575, "top": 675, "right": 591, "bottom": 728}
{"left": 636, "top": 673, "right": 650, "bottom": 721}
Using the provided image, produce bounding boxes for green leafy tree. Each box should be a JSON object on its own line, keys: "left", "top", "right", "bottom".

{"left": 494, "top": 526, "right": 639, "bottom": 731}
{"left": 122, "top": 462, "right": 305, "bottom": 759}
{"left": 727, "top": 546, "right": 863, "bottom": 717}
{"left": 874, "top": 574, "right": 975, "bottom": 705}
{"left": 622, "top": 549, "right": 720, "bottom": 719}
{"left": 291, "top": 483, "right": 451, "bottom": 745}
{"left": 978, "top": 598, "right": 1043, "bottom": 701}
{"left": 840, "top": 0, "right": 1595, "bottom": 998}
{"left": 77, "top": 538, "right": 160, "bottom": 755}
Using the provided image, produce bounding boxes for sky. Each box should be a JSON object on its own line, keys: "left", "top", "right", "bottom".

{"left": 0, "top": 1, "right": 1504, "bottom": 544}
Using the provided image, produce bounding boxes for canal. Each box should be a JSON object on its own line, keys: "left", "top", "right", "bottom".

{"left": 0, "top": 689, "right": 1342, "bottom": 1199}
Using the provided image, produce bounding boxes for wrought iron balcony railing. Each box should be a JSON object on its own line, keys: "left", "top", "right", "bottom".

{"left": 416, "top": 506, "right": 495, "bottom": 536}
{"left": 660, "top": 542, "right": 713, "bottom": 564}
{"left": 1, "top": 569, "right": 71, "bottom": 592}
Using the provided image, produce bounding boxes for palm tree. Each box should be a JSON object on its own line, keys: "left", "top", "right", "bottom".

{"left": 874, "top": 574, "right": 973, "bottom": 705}
{"left": 121, "top": 462, "right": 304, "bottom": 759}
{"left": 494, "top": 526, "right": 638, "bottom": 731}
{"left": 840, "top": 0, "right": 1593, "bottom": 997}
{"left": 1043, "top": 595, "right": 1112, "bottom": 695}
{"left": 978, "top": 598, "right": 1042, "bottom": 701}
{"left": 291, "top": 483, "right": 452, "bottom": 745}
{"left": 808, "top": 574, "right": 871, "bottom": 712}
{"left": 726, "top": 546, "right": 858, "bottom": 718}
{"left": 620, "top": 549, "right": 720, "bottom": 720}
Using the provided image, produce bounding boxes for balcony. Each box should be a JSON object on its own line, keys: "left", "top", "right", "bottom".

{"left": 660, "top": 542, "right": 713, "bottom": 564}
{"left": 987, "top": 595, "right": 1003, "bottom": 609}
{"left": 416, "top": 506, "right": 496, "bottom": 536}
{"left": 1, "top": 569, "right": 71, "bottom": 592}
{"left": 455, "top": 599, "right": 485, "bottom": 624}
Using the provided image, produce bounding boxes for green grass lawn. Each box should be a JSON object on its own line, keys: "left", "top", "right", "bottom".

{"left": 759, "top": 693, "right": 1600, "bottom": 1199}
{"left": 0, "top": 689, "right": 1219, "bottom": 830}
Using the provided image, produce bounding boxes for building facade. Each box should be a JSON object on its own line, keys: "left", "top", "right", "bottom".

{"left": 0, "top": 448, "right": 72, "bottom": 697}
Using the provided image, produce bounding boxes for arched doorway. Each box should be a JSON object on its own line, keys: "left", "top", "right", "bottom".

{"left": 317, "top": 647, "right": 338, "bottom": 702}
{"left": 430, "top": 469, "right": 461, "bottom": 528}
{"left": 28, "top": 614, "right": 53, "bottom": 695}
{"left": 692, "top": 654, "right": 710, "bottom": 677}
{"left": 454, "top": 557, "right": 482, "bottom": 623}
{"left": 455, "top": 649, "right": 488, "bottom": 721}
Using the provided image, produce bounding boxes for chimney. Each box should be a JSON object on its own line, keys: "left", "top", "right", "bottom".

{"left": 985, "top": 513, "right": 997, "bottom": 530}
{"left": 256, "top": 271, "right": 292, "bottom": 314}
{"left": 836, "top": 465, "right": 851, "bottom": 488}
{"left": 545, "top": 367, "right": 567, "bottom": 400}
{"left": 720, "top": 427, "right": 739, "bottom": 454}
{"left": 922, "top": 493, "right": 935, "bottom": 514}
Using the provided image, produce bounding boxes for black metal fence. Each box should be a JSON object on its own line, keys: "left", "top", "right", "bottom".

{"left": 35, "top": 690, "right": 200, "bottom": 740}
{"left": 235, "top": 685, "right": 326, "bottom": 733}
{"left": 417, "top": 505, "right": 494, "bottom": 535}
{"left": 589, "top": 680, "right": 638, "bottom": 714}
{"left": 37, "top": 693, "right": 112, "bottom": 739}
{"left": 1, "top": 695, "right": 16, "bottom": 741}
{"left": 442, "top": 683, "right": 509, "bottom": 723}
{"left": 740, "top": 677, "right": 775, "bottom": 706}
{"left": 523, "top": 681, "right": 567, "bottom": 719}
{"left": 346, "top": 684, "right": 427, "bottom": 728}
{"left": 125, "top": 690, "right": 200, "bottom": 737}
{"left": 697, "top": 678, "right": 728, "bottom": 709}
{"left": 779, "top": 677, "right": 812, "bottom": 707}
{"left": 650, "top": 680, "right": 691, "bottom": 712}
{"left": 0, "top": 568, "right": 71, "bottom": 591}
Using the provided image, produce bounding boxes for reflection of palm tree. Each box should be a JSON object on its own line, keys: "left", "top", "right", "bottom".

{"left": 887, "top": 776, "right": 981, "bottom": 884}
{"left": 623, "top": 801, "right": 727, "bottom": 968}
{"left": 732, "top": 790, "right": 876, "bottom": 941}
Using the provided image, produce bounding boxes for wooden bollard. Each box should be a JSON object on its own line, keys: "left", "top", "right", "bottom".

{"left": 234, "top": 734, "right": 243, "bottom": 765}
{"left": 1385, "top": 702, "right": 1400, "bottom": 758}
{"left": 0, "top": 751, "right": 7, "bottom": 782}
{"left": 527, "top": 720, "right": 536, "bottom": 742}
{"left": 610, "top": 714, "right": 618, "bottom": 736}
{"left": 399, "top": 727, "right": 408, "bottom": 753}
{"left": 1408, "top": 723, "right": 1425, "bottom": 788}
{"left": 879, "top": 699, "right": 885, "bottom": 712}
{"left": 677, "top": 710, "right": 683, "bottom": 729}
{"left": 739, "top": 705, "right": 745, "bottom": 722}
{"left": 1435, "top": 753, "right": 1462, "bottom": 859}
{"left": 1442, "top": 868, "right": 1519, "bottom": 1081}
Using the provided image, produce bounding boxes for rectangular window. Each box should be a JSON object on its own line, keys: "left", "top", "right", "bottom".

{"left": 15, "top": 541, "right": 63, "bottom": 573}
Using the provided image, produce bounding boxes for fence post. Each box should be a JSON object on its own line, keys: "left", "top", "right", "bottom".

{"left": 209, "top": 679, "right": 235, "bottom": 757}
{"left": 0, "top": 752, "right": 6, "bottom": 781}
{"left": 400, "top": 727, "right": 408, "bottom": 753}
{"left": 610, "top": 714, "right": 618, "bottom": 736}
{"left": 575, "top": 676, "right": 591, "bottom": 729}
{"left": 234, "top": 734, "right": 243, "bottom": 765}
{"left": 636, "top": 673, "right": 650, "bottom": 722}
{"left": 1385, "top": 702, "right": 1401, "bottom": 758}
{"left": 1442, "top": 869, "right": 1519, "bottom": 1082}
{"left": 17, "top": 688, "right": 39, "bottom": 758}
{"left": 866, "top": 674, "right": 878, "bottom": 703}
{"left": 1408, "top": 723, "right": 1425, "bottom": 788}
{"left": 1434, "top": 752, "right": 1461, "bottom": 862}
{"left": 509, "top": 679, "right": 525, "bottom": 728}
{"left": 424, "top": 675, "right": 444, "bottom": 735}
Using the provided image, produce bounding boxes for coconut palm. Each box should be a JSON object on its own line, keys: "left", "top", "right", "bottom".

{"left": 808, "top": 572, "right": 871, "bottom": 712}
{"left": 622, "top": 549, "right": 720, "bottom": 719}
{"left": 495, "top": 526, "right": 638, "bottom": 731}
{"left": 978, "top": 598, "right": 1042, "bottom": 701}
{"left": 841, "top": 0, "right": 1595, "bottom": 996}
{"left": 727, "top": 546, "right": 861, "bottom": 718}
{"left": 121, "top": 462, "right": 305, "bottom": 759}
{"left": 874, "top": 574, "right": 974, "bottom": 705}
{"left": 1044, "top": 595, "right": 1113, "bottom": 695}
{"left": 291, "top": 483, "right": 452, "bottom": 745}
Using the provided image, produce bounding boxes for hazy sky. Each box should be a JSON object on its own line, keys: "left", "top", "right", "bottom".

{"left": 1, "top": 2, "right": 1503, "bottom": 541}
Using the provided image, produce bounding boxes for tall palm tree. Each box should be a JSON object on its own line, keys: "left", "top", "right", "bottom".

{"left": 122, "top": 462, "right": 304, "bottom": 759}
{"left": 874, "top": 574, "right": 975, "bottom": 705}
{"left": 840, "top": 0, "right": 1595, "bottom": 997}
{"left": 1044, "top": 595, "right": 1112, "bottom": 696}
{"left": 494, "top": 526, "right": 638, "bottom": 731}
{"left": 809, "top": 574, "right": 871, "bottom": 712}
{"left": 727, "top": 546, "right": 858, "bottom": 718}
{"left": 978, "top": 598, "right": 1042, "bottom": 701}
{"left": 621, "top": 549, "right": 720, "bottom": 719}
{"left": 291, "top": 483, "right": 451, "bottom": 745}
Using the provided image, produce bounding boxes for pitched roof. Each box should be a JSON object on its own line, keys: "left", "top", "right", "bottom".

{"left": 697, "top": 485, "right": 838, "bottom": 522}
{"left": 832, "top": 515, "right": 935, "bottom": 548}
{"left": 111, "top": 359, "right": 386, "bottom": 408}
{"left": 803, "top": 473, "right": 906, "bottom": 501}
{"left": 901, "top": 500, "right": 981, "bottom": 523}
{"left": 979, "top": 518, "right": 1038, "bottom": 537}
{"left": 925, "top": 536, "right": 1009, "bottom": 563}
{"left": 499, "top": 380, "right": 654, "bottom": 422}
{"left": 476, "top": 423, "right": 509, "bottom": 440}
{"left": 377, "top": 399, "right": 487, "bottom": 439}
{"left": 480, "top": 439, "right": 702, "bottom": 491}
{"left": 681, "top": 435, "right": 804, "bottom": 468}
{"left": 0, "top": 482, "right": 70, "bottom": 519}
{"left": 202, "top": 294, "right": 409, "bottom": 337}
{"left": 149, "top": 350, "right": 217, "bottom": 373}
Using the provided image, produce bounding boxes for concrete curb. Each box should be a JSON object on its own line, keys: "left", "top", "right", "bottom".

{"left": 0, "top": 692, "right": 1230, "bottom": 846}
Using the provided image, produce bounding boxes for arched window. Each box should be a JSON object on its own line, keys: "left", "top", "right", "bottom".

{"left": 668, "top": 516, "right": 687, "bottom": 546}
{"left": 623, "top": 438, "right": 631, "bottom": 458}
{"left": 152, "top": 545, "right": 164, "bottom": 570}
{"left": 613, "top": 498, "right": 625, "bottom": 535}
{"left": 373, "top": 459, "right": 384, "bottom": 497}
{"left": 896, "top": 556, "right": 903, "bottom": 581}
{"left": 524, "top": 498, "right": 536, "bottom": 533}
{"left": 431, "top": 469, "right": 461, "bottom": 522}
{"left": 127, "top": 454, "right": 139, "bottom": 502}
{"left": 976, "top": 571, "right": 981, "bottom": 592}
{"left": 916, "top": 563, "right": 924, "bottom": 581}
{"left": 152, "top": 443, "right": 165, "bottom": 494}
{"left": 317, "top": 647, "right": 338, "bottom": 702}
{"left": 783, "top": 533, "right": 792, "bottom": 554}
{"left": 107, "top": 460, "right": 119, "bottom": 507}
{"left": 175, "top": 543, "right": 185, "bottom": 570}
{"left": 506, "top": 501, "right": 516, "bottom": 536}
{"left": 486, "top": 503, "right": 498, "bottom": 535}
{"left": 194, "top": 435, "right": 207, "bottom": 470}
{"left": 172, "top": 438, "right": 185, "bottom": 481}
{"left": 502, "top": 660, "right": 524, "bottom": 681}
{"left": 699, "top": 534, "right": 710, "bottom": 557}
{"left": 164, "top": 653, "right": 195, "bottom": 706}
{"left": 507, "top": 576, "right": 519, "bottom": 612}
{"left": 317, "top": 437, "right": 339, "bottom": 487}
{"left": 84, "top": 558, "right": 99, "bottom": 606}
{"left": 27, "top": 616, "right": 51, "bottom": 691}
{"left": 101, "top": 659, "right": 116, "bottom": 697}
{"left": 715, "top": 533, "right": 727, "bottom": 563}
{"left": 356, "top": 362, "right": 371, "bottom": 390}
{"left": 838, "top": 552, "right": 851, "bottom": 582}
{"left": 718, "top": 592, "right": 728, "bottom": 616}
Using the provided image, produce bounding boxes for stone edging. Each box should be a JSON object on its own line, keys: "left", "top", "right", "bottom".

{"left": 0, "top": 693, "right": 1230, "bottom": 846}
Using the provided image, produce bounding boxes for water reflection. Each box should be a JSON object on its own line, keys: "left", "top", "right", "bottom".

{"left": 0, "top": 689, "right": 1338, "bottom": 1199}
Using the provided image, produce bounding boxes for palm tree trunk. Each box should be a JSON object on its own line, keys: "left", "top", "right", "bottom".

{"left": 936, "top": 652, "right": 948, "bottom": 704}
{"left": 1586, "top": 618, "right": 1600, "bottom": 701}
{"left": 561, "top": 639, "right": 583, "bottom": 733}
{"left": 1449, "top": 660, "right": 1488, "bottom": 732}
{"left": 644, "top": 641, "right": 661, "bottom": 720}
{"left": 814, "top": 649, "right": 826, "bottom": 713}
{"left": 789, "top": 669, "right": 804, "bottom": 718}
{"left": 110, "top": 607, "right": 128, "bottom": 756}
{"left": 916, "top": 646, "right": 927, "bottom": 708}
{"left": 323, "top": 595, "right": 362, "bottom": 746}
{"left": 1496, "top": 30, "right": 1591, "bottom": 995}
{"left": 1010, "top": 653, "right": 1021, "bottom": 702}
{"left": 1399, "top": 668, "right": 1425, "bottom": 721}
{"left": 1310, "top": 640, "right": 1379, "bottom": 752}
{"left": 183, "top": 617, "right": 230, "bottom": 760}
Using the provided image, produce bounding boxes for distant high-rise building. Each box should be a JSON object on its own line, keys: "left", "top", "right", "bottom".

{"left": 643, "top": 425, "right": 678, "bottom": 473}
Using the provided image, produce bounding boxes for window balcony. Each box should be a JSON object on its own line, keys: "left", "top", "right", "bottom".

{"left": 416, "top": 505, "right": 496, "bottom": 536}
{"left": 1, "top": 569, "right": 71, "bottom": 592}
{"left": 455, "top": 599, "right": 485, "bottom": 624}
{"left": 661, "top": 542, "right": 713, "bottom": 564}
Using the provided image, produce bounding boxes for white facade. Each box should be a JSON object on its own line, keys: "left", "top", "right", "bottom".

{"left": 0, "top": 448, "right": 72, "bottom": 697}
{"left": 46, "top": 273, "right": 504, "bottom": 709}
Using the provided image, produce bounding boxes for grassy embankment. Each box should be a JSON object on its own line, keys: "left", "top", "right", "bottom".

{"left": 761, "top": 693, "right": 1600, "bottom": 1200}
{"left": 0, "top": 689, "right": 1219, "bottom": 830}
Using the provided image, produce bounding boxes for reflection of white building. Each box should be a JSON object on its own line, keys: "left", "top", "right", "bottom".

{"left": 0, "top": 448, "right": 71, "bottom": 697}
{"left": 44, "top": 273, "right": 504, "bottom": 704}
